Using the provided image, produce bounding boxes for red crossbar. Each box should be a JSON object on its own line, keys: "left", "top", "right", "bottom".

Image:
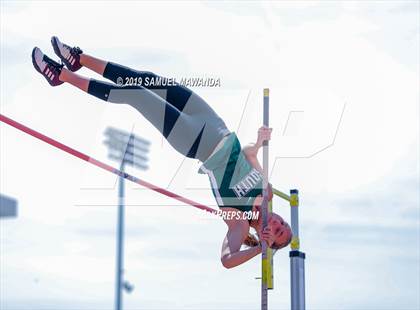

{"left": 0, "top": 113, "right": 217, "bottom": 214}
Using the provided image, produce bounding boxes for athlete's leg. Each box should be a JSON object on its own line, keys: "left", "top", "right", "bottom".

{"left": 78, "top": 56, "right": 227, "bottom": 133}
{"left": 59, "top": 68, "right": 89, "bottom": 92}
{"left": 80, "top": 53, "right": 107, "bottom": 76}
{"left": 51, "top": 36, "right": 190, "bottom": 112}
{"left": 58, "top": 67, "right": 207, "bottom": 159}
{"left": 63, "top": 53, "right": 230, "bottom": 160}
{"left": 82, "top": 56, "right": 194, "bottom": 113}
{"left": 50, "top": 38, "right": 231, "bottom": 160}
{"left": 51, "top": 37, "right": 217, "bottom": 117}
{"left": 87, "top": 59, "right": 231, "bottom": 160}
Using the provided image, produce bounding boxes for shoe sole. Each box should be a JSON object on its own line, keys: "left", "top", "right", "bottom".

{"left": 51, "top": 36, "right": 80, "bottom": 72}
{"left": 31, "top": 47, "right": 43, "bottom": 75}
{"left": 31, "top": 47, "right": 62, "bottom": 86}
{"left": 51, "top": 36, "right": 62, "bottom": 61}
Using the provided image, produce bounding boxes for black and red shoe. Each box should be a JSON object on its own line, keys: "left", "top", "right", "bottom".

{"left": 51, "top": 36, "right": 83, "bottom": 72}
{"left": 31, "top": 47, "right": 64, "bottom": 86}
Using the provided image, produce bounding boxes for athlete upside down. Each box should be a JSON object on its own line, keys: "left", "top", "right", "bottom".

{"left": 32, "top": 37, "right": 292, "bottom": 269}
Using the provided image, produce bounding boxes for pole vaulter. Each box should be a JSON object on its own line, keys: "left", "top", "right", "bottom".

{"left": 2, "top": 35, "right": 303, "bottom": 310}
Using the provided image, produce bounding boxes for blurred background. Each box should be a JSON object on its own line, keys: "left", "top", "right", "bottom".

{"left": 1, "top": 1, "right": 419, "bottom": 309}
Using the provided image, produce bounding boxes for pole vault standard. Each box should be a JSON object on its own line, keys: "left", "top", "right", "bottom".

{"left": 0, "top": 114, "right": 216, "bottom": 214}
{"left": 272, "top": 188, "right": 306, "bottom": 310}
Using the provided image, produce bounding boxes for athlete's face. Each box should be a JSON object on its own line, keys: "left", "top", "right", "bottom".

{"left": 268, "top": 213, "right": 292, "bottom": 249}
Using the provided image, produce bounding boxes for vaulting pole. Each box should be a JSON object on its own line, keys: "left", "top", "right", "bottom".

{"left": 0, "top": 114, "right": 217, "bottom": 214}
{"left": 261, "top": 88, "right": 270, "bottom": 310}
{"left": 267, "top": 199, "right": 274, "bottom": 290}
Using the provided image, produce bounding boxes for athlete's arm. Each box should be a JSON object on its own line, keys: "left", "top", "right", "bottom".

{"left": 242, "top": 126, "right": 272, "bottom": 175}
{"left": 220, "top": 217, "right": 276, "bottom": 268}
{"left": 220, "top": 219, "right": 261, "bottom": 268}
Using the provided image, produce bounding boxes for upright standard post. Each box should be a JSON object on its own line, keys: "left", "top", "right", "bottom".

{"left": 115, "top": 162, "right": 125, "bottom": 310}
{"left": 261, "top": 88, "right": 270, "bottom": 310}
{"left": 289, "top": 189, "right": 306, "bottom": 310}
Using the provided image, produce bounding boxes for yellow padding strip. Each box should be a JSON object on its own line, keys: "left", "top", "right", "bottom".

{"left": 291, "top": 237, "right": 300, "bottom": 250}
{"left": 267, "top": 248, "right": 274, "bottom": 289}
{"left": 262, "top": 258, "right": 269, "bottom": 285}
{"left": 290, "top": 193, "right": 299, "bottom": 207}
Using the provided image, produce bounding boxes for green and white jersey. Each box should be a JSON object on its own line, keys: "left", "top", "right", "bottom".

{"left": 198, "top": 132, "right": 263, "bottom": 212}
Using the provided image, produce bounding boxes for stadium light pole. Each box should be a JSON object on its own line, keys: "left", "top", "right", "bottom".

{"left": 104, "top": 127, "right": 150, "bottom": 310}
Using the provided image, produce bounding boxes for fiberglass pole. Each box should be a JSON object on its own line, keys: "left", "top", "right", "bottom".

{"left": 261, "top": 88, "right": 270, "bottom": 310}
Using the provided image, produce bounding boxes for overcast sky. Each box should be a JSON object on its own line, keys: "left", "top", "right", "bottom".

{"left": 1, "top": 1, "right": 419, "bottom": 310}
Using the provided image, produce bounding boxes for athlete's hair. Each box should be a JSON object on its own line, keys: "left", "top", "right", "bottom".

{"left": 272, "top": 234, "right": 292, "bottom": 250}
{"left": 243, "top": 232, "right": 260, "bottom": 247}
{"left": 243, "top": 228, "right": 292, "bottom": 251}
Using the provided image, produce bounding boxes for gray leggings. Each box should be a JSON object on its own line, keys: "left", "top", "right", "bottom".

{"left": 87, "top": 62, "right": 230, "bottom": 162}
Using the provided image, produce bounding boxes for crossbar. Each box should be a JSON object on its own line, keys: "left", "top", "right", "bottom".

{"left": 0, "top": 114, "right": 217, "bottom": 214}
